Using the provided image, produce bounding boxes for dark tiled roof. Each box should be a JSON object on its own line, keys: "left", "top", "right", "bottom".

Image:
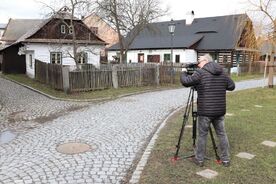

{"left": 1, "top": 19, "right": 44, "bottom": 42}
{"left": 109, "top": 14, "right": 249, "bottom": 51}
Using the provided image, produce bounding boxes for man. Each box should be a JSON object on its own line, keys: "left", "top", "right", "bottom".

{"left": 180, "top": 54, "right": 235, "bottom": 167}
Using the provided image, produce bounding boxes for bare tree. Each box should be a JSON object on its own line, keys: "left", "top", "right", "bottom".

{"left": 247, "top": 0, "right": 276, "bottom": 87}
{"left": 38, "top": 0, "right": 99, "bottom": 70}
{"left": 94, "top": 0, "right": 167, "bottom": 63}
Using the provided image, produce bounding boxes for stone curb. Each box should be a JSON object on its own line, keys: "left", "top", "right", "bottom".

{"left": 1, "top": 76, "right": 181, "bottom": 103}
{"left": 129, "top": 106, "right": 184, "bottom": 184}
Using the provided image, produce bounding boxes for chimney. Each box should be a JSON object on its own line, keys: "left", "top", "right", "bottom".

{"left": 186, "top": 11, "right": 194, "bottom": 25}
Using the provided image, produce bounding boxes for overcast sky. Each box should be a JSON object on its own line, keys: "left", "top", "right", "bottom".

{"left": 0, "top": 0, "right": 249, "bottom": 24}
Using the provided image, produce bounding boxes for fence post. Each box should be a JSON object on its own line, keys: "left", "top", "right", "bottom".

{"left": 155, "top": 64, "right": 160, "bottom": 86}
{"left": 46, "top": 63, "right": 49, "bottom": 84}
{"left": 62, "top": 66, "right": 70, "bottom": 93}
{"left": 112, "top": 65, "right": 118, "bottom": 89}
{"left": 139, "top": 64, "right": 142, "bottom": 86}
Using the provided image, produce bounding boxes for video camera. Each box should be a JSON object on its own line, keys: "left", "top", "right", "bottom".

{"left": 183, "top": 62, "right": 198, "bottom": 75}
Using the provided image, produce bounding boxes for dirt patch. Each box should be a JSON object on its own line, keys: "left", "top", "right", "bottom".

{"left": 7, "top": 111, "right": 25, "bottom": 123}
{"left": 35, "top": 105, "right": 88, "bottom": 124}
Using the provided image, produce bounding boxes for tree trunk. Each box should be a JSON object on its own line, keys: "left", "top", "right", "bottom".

{"left": 268, "top": 44, "right": 274, "bottom": 88}
{"left": 268, "top": 26, "right": 276, "bottom": 88}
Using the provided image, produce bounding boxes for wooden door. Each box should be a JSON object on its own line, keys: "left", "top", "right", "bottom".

{"left": 138, "top": 53, "right": 144, "bottom": 63}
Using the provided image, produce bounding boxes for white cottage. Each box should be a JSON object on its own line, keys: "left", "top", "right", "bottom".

{"left": 0, "top": 8, "right": 105, "bottom": 78}
{"left": 108, "top": 14, "right": 257, "bottom": 66}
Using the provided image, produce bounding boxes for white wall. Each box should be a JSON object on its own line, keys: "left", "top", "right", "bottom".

{"left": 184, "top": 49, "right": 197, "bottom": 63}
{"left": 0, "top": 29, "right": 4, "bottom": 38}
{"left": 23, "top": 43, "right": 104, "bottom": 78}
{"left": 107, "top": 49, "right": 197, "bottom": 63}
{"left": 25, "top": 51, "right": 35, "bottom": 78}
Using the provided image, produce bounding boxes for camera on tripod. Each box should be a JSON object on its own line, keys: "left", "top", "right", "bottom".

{"left": 183, "top": 62, "right": 198, "bottom": 75}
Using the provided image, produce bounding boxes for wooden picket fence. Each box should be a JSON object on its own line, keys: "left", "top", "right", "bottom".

{"left": 159, "top": 63, "right": 183, "bottom": 84}
{"left": 116, "top": 64, "right": 157, "bottom": 87}
{"left": 68, "top": 63, "right": 157, "bottom": 92}
{"left": 35, "top": 60, "right": 276, "bottom": 93}
{"left": 35, "top": 60, "right": 63, "bottom": 90}
{"left": 69, "top": 69, "right": 113, "bottom": 92}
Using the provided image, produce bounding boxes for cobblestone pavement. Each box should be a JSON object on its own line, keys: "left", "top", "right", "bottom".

{"left": 0, "top": 77, "right": 88, "bottom": 132}
{"left": 0, "top": 77, "right": 274, "bottom": 184}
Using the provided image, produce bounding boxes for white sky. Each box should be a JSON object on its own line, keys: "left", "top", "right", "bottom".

{"left": 0, "top": 0, "right": 250, "bottom": 24}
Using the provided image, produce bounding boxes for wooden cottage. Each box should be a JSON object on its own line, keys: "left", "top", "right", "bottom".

{"left": 0, "top": 7, "right": 105, "bottom": 78}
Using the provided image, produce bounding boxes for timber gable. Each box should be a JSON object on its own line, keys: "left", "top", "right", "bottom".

{"left": 29, "top": 18, "right": 102, "bottom": 42}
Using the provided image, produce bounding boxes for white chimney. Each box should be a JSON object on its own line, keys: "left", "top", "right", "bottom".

{"left": 186, "top": 10, "right": 194, "bottom": 25}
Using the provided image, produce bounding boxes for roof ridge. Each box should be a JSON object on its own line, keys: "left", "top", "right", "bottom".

{"left": 152, "top": 13, "right": 247, "bottom": 24}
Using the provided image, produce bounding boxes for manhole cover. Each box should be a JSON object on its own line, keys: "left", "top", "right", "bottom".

{"left": 56, "top": 142, "right": 93, "bottom": 154}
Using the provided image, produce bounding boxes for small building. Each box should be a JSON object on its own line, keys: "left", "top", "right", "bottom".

{"left": 0, "top": 7, "right": 106, "bottom": 78}
{"left": 108, "top": 14, "right": 257, "bottom": 66}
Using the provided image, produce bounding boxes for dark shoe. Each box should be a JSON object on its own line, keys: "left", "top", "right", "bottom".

{"left": 190, "top": 157, "right": 204, "bottom": 167}
{"left": 222, "top": 161, "right": 230, "bottom": 167}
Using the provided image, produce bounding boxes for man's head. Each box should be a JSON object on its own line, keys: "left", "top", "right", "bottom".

{"left": 198, "top": 54, "right": 213, "bottom": 68}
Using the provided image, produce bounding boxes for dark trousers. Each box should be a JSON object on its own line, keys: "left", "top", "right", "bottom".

{"left": 195, "top": 116, "right": 230, "bottom": 162}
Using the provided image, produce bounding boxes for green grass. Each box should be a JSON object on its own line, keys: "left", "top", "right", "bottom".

{"left": 140, "top": 88, "right": 276, "bottom": 184}
{"left": 1, "top": 74, "right": 181, "bottom": 100}
{"left": 231, "top": 73, "right": 264, "bottom": 82}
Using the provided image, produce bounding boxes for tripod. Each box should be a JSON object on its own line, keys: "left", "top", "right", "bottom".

{"left": 173, "top": 87, "right": 221, "bottom": 163}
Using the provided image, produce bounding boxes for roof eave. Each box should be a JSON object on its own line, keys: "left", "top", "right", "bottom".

{"left": 23, "top": 39, "right": 106, "bottom": 45}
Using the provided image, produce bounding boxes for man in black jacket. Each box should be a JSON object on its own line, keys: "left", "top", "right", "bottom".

{"left": 180, "top": 54, "right": 235, "bottom": 167}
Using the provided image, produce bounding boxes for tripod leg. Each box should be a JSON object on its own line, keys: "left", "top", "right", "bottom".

{"left": 209, "top": 127, "right": 221, "bottom": 162}
{"left": 192, "top": 112, "right": 197, "bottom": 148}
{"left": 174, "top": 89, "right": 193, "bottom": 159}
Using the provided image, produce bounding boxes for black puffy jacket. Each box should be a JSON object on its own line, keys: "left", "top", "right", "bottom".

{"left": 180, "top": 62, "right": 235, "bottom": 117}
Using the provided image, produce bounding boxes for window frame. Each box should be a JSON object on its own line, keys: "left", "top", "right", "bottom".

{"left": 164, "top": 54, "right": 171, "bottom": 62}
{"left": 69, "top": 26, "right": 73, "bottom": 34}
{"left": 77, "top": 52, "right": 88, "bottom": 64}
{"left": 61, "top": 25, "right": 66, "bottom": 34}
{"left": 50, "top": 52, "right": 62, "bottom": 64}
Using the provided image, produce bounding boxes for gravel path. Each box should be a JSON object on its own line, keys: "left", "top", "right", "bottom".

{"left": 0, "top": 77, "right": 275, "bottom": 184}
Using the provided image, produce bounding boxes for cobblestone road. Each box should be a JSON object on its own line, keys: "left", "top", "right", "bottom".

{"left": 0, "top": 77, "right": 87, "bottom": 132}
{"left": 0, "top": 77, "right": 274, "bottom": 184}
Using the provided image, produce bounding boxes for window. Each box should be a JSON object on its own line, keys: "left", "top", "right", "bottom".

{"left": 77, "top": 52, "right": 88, "bottom": 64}
{"left": 69, "top": 26, "right": 73, "bottom": 34}
{"left": 164, "top": 54, "right": 171, "bottom": 62}
{"left": 147, "top": 55, "right": 160, "bottom": 63}
{"left": 29, "top": 54, "right": 33, "bottom": 69}
{"left": 61, "top": 25, "right": 66, "bottom": 34}
{"left": 175, "top": 55, "right": 180, "bottom": 63}
{"left": 50, "top": 52, "right": 62, "bottom": 64}
{"left": 138, "top": 53, "right": 144, "bottom": 63}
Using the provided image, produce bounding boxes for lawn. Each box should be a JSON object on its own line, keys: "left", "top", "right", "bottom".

{"left": 139, "top": 88, "right": 276, "bottom": 184}
{"left": 230, "top": 73, "right": 264, "bottom": 82}
{"left": 1, "top": 74, "right": 180, "bottom": 100}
